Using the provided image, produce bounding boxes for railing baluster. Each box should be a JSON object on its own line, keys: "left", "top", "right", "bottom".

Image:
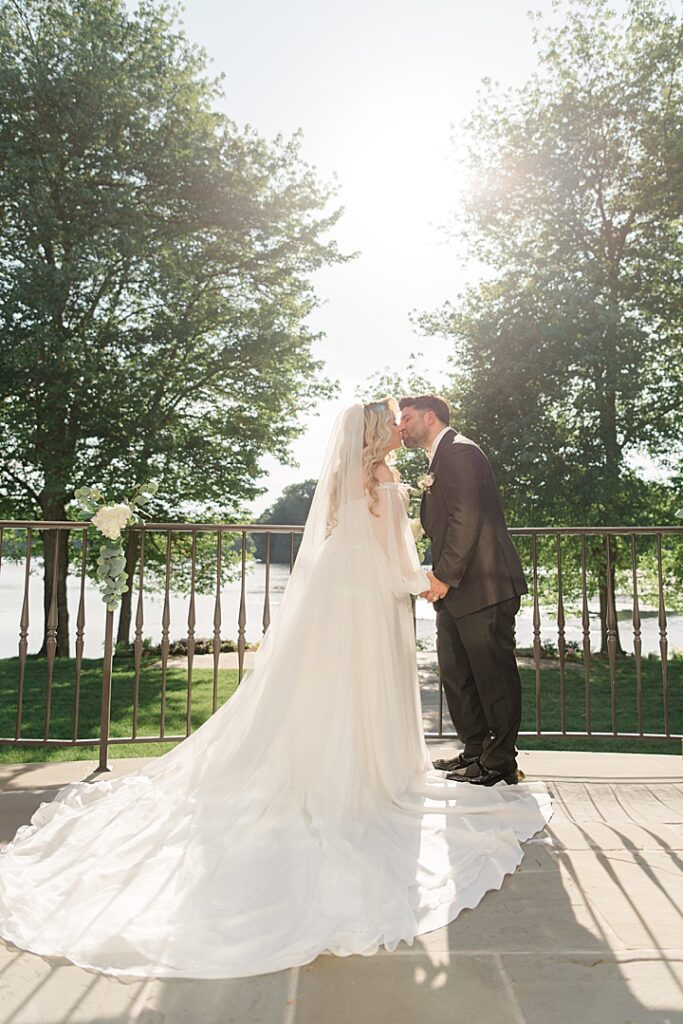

{"left": 630, "top": 534, "right": 643, "bottom": 737}
{"left": 159, "top": 530, "right": 172, "bottom": 738}
{"left": 16, "top": 528, "right": 33, "bottom": 740}
{"left": 556, "top": 534, "right": 566, "bottom": 734}
{"left": 212, "top": 531, "right": 222, "bottom": 713}
{"left": 656, "top": 532, "right": 669, "bottom": 736}
{"left": 531, "top": 534, "right": 541, "bottom": 734}
{"left": 132, "top": 530, "right": 145, "bottom": 739}
{"left": 98, "top": 609, "right": 115, "bottom": 772}
{"left": 262, "top": 532, "right": 271, "bottom": 635}
{"left": 186, "top": 530, "right": 197, "bottom": 735}
{"left": 604, "top": 535, "right": 618, "bottom": 736}
{"left": 238, "top": 533, "right": 247, "bottom": 684}
{"left": 44, "top": 529, "right": 60, "bottom": 740}
{"left": 73, "top": 530, "right": 88, "bottom": 741}
{"left": 0, "top": 519, "right": 681, "bottom": 751}
{"left": 581, "top": 535, "right": 592, "bottom": 735}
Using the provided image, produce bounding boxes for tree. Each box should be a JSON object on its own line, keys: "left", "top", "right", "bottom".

{"left": 252, "top": 480, "right": 317, "bottom": 563}
{"left": 420, "top": 0, "right": 683, "bottom": 650}
{"left": 0, "top": 0, "right": 345, "bottom": 653}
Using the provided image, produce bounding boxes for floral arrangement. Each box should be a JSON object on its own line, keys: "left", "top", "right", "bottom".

{"left": 73, "top": 482, "right": 159, "bottom": 611}
{"left": 415, "top": 473, "right": 434, "bottom": 494}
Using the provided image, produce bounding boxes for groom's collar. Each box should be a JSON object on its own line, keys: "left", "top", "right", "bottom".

{"left": 428, "top": 426, "right": 455, "bottom": 469}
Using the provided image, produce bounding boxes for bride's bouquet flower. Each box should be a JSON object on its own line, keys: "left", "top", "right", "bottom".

{"left": 73, "top": 482, "right": 159, "bottom": 611}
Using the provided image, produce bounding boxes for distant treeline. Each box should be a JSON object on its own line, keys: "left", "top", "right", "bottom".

{"left": 252, "top": 480, "right": 316, "bottom": 563}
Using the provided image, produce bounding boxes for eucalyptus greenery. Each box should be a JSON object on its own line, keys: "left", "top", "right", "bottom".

{"left": 73, "top": 483, "right": 158, "bottom": 612}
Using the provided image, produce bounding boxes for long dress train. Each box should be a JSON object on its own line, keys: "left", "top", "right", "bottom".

{"left": 0, "top": 405, "right": 552, "bottom": 978}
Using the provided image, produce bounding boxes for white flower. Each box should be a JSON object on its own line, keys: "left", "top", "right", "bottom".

{"left": 676, "top": 509, "right": 683, "bottom": 520}
{"left": 416, "top": 473, "right": 434, "bottom": 493}
{"left": 91, "top": 503, "right": 132, "bottom": 540}
{"left": 409, "top": 518, "right": 424, "bottom": 542}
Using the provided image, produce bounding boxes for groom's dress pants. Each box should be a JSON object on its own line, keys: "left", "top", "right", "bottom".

{"left": 436, "top": 596, "right": 522, "bottom": 773}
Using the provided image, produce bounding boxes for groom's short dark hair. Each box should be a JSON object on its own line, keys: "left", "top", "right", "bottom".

{"left": 398, "top": 395, "right": 451, "bottom": 425}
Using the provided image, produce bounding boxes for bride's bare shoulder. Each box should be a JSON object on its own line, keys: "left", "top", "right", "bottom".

{"left": 373, "top": 462, "right": 396, "bottom": 484}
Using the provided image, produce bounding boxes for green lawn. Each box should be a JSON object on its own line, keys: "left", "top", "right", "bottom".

{"left": 0, "top": 655, "right": 238, "bottom": 763}
{"left": 517, "top": 656, "right": 683, "bottom": 754}
{"left": 0, "top": 652, "right": 680, "bottom": 763}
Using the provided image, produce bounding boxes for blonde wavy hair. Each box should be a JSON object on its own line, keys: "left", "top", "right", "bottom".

{"left": 362, "top": 398, "right": 400, "bottom": 516}
{"left": 326, "top": 398, "right": 400, "bottom": 536}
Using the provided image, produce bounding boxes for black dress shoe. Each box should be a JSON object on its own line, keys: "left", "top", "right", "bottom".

{"left": 432, "top": 753, "right": 481, "bottom": 773}
{"left": 456, "top": 765, "right": 520, "bottom": 786}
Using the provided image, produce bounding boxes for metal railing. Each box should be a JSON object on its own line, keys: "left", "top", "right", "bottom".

{"left": 0, "top": 520, "right": 681, "bottom": 769}
{"left": 505, "top": 527, "right": 681, "bottom": 746}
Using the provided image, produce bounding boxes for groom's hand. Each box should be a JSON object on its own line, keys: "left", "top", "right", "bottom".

{"left": 426, "top": 571, "right": 449, "bottom": 602}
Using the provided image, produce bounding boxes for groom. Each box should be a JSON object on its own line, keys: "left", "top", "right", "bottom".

{"left": 399, "top": 395, "right": 528, "bottom": 786}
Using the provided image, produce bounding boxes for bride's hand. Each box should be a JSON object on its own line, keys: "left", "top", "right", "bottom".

{"left": 427, "top": 571, "right": 449, "bottom": 601}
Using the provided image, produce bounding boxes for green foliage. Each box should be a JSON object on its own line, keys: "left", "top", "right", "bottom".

{"left": 0, "top": 0, "right": 344, "bottom": 523}
{"left": 0, "top": 0, "right": 346, "bottom": 650}
{"left": 420, "top": 0, "right": 683, "bottom": 529}
{"left": 252, "top": 479, "right": 316, "bottom": 563}
{"left": 412, "top": 0, "right": 683, "bottom": 647}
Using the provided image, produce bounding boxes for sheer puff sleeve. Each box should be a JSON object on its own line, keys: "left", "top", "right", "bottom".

{"left": 369, "top": 484, "right": 430, "bottom": 597}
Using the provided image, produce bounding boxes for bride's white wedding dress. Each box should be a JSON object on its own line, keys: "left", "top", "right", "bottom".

{"left": 0, "top": 405, "right": 552, "bottom": 978}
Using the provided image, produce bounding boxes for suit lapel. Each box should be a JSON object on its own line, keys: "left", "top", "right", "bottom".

{"left": 429, "top": 428, "right": 456, "bottom": 477}
{"left": 421, "top": 429, "right": 455, "bottom": 528}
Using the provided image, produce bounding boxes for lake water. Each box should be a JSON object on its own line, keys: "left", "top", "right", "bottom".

{"left": 1, "top": 560, "right": 681, "bottom": 659}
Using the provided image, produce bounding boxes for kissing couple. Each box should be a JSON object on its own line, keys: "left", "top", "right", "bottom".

{"left": 0, "top": 396, "right": 551, "bottom": 980}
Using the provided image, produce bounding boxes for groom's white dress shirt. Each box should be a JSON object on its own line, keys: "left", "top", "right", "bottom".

{"left": 429, "top": 427, "right": 451, "bottom": 468}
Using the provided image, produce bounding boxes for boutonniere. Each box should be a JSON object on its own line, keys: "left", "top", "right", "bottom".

{"left": 416, "top": 473, "right": 435, "bottom": 495}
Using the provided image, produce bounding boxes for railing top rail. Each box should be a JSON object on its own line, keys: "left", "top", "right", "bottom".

{"left": 0, "top": 520, "right": 306, "bottom": 533}
{"left": 0, "top": 521, "right": 90, "bottom": 530}
{"left": 130, "top": 523, "right": 307, "bottom": 534}
{"left": 509, "top": 526, "right": 683, "bottom": 536}
{"left": 1, "top": 520, "right": 683, "bottom": 536}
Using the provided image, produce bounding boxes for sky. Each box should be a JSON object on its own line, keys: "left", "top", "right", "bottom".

{"left": 171, "top": 0, "right": 629, "bottom": 514}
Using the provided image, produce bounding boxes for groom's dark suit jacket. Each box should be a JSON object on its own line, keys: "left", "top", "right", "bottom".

{"left": 420, "top": 429, "right": 528, "bottom": 619}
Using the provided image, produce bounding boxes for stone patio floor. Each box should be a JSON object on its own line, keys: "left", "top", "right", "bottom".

{"left": 1, "top": 646, "right": 682, "bottom": 1023}
{"left": 0, "top": 746, "right": 681, "bottom": 1024}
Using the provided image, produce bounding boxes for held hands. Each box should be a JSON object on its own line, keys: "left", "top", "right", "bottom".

{"left": 420, "top": 570, "right": 450, "bottom": 604}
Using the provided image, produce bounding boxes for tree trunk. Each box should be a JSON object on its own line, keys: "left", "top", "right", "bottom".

{"left": 116, "top": 531, "right": 140, "bottom": 648}
{"left": 596, "top": 314, "right": 625, "bottom": 656}
{"left": 598, "top": 582, "right": 624, "bottom": 656}
{"left": 598, "top": 538, "right": 625, "bottom": 656}
{"left": 37, "top": 498, "right": 70, "bottom": 658}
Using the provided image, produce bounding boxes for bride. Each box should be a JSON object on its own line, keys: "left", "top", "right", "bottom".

{"left": 0, "top": 399, "right": 552, "bottom": 979}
